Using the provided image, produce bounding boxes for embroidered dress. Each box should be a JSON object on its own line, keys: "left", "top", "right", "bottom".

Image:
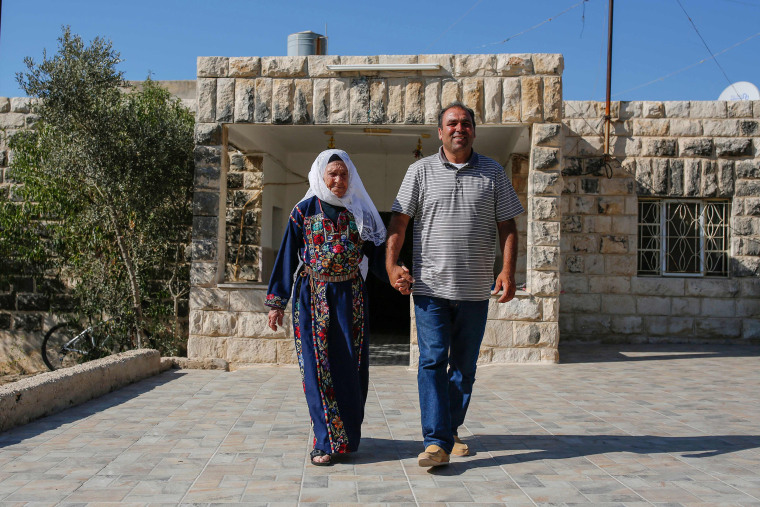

{"left": 266, "top": 196, "right": 381, "bottom": 455}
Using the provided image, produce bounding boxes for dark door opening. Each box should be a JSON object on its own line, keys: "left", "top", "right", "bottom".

{"left": 366, "top": 212, "right": 414, "bottom": 364}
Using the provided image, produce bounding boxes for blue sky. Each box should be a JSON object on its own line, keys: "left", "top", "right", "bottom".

{"left": 1, "top": 0, "right": 759, "bottom": 101}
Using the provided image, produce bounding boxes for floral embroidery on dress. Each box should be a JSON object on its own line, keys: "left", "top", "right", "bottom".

{"left": 265, "top": 294, "right": 287, "bottom": 310}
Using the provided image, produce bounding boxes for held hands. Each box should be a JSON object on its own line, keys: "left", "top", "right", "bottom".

{"left": 387, "top": 264, "right": 414, "bottom": 296}
{"left": 267, "top": 308, "right": 284, "bottom": 331}
{"left": 492, "top": 271, "right": 517, "bottom": 303}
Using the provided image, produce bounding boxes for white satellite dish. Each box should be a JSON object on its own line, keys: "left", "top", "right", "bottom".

{"left": 718, "top": 81, "right": 760, "bottom": 101}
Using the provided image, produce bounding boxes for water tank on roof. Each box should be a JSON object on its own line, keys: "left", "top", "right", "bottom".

{"left": 287, "top": 31, "right": 328, "bottom": 56}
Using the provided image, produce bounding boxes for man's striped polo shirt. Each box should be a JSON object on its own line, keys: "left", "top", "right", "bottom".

{"left": 391, "top": 147, "right": 524, "bottom": 301}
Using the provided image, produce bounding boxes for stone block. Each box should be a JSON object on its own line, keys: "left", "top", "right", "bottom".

{"left": 329, "top": 78, "right": 350, "bottom": 124}
{"left": 641, "top": 138, "right": 677, "bottom": 157}
{"left": 610, "top": 315, "right": 642, "bottom": 334}
{"left": 195, "top": 123, "right": 222, "bottom": 145}
{"left": 588, "top": 275, "right": 630, "bottom": 294}
{"left": 441, "top": 79, "right": 460, "bottom": 108}
{"left": 229, "top": 57, "right": 261, "bottom": 77}
{"left": 633, "top": 119, "right": 669, "bottom": 136}
{"left": 386, "top": 78, "right": 405, "bottom": 123}
{"left": 715, "top": 138, "right": 752, "bottom": 157}
{"left": 574, "top": 314, "right": 611, "bottom": 334}
{"left": 689, "top": 101, "right": 727, "bottom": 119}
{"left": 728, "top": 100, "right": 754, "bottom": 118}
{"left": 190, "top": 287, "right": 229, "bottom": 311}
{"left": 404, "top": 79, "right": 424, "bottom": 124}
{"left": 307, "top": 55, "right": 341, "bottom": 78}
{"left": 740, "top": 120, "right": 758, "bottom": 136}
{"left": 454, "top": 54, "right": 496, "bottom": 76}
{"left": 229, "top": 289, "right": 269, "bottom": 312}
{"left": 531, "top": 147, "right": 560, "bottom": 170}
{"left": 533, "top": 124, "right": 562, "bottom": 147}
{"left": 685, "top": 279, "right": 740, "bottom": 297}
{"left": 533, "top": 54, "right": 563, "bottom": 74}
{"left": 570, "top": 233, "right": 598, "bottom": 254}
{"left": 600, "top": 235, "right": 628, "bottom": 254}
{"left": 530, "top": 197, "right": 559, "bottom": 220}
{"left": 700, "top": 298, "right": 736, "bottom": 318}
{"left": 483, "top": 78, "right": 502, "bottom": 124}
{"left": 488, "top": 295, "right": 541, "bottom": 320}
{"left": 227, "top": 337, "right": 278, "bottom": 363}
{"left": 680, "top": 138, "right": 713, "bottom": 158}
{"left": 619, "top": 101, "right": 641, "bottom": 119}
{"left": 501, "top": 78, "right": 521, "bottom": 123}
{"left": 277, "top": 338, "right": 297, "bottom": 364}
{"left": 529, "top": 221, "right": 560, "bottom": 246}
{"left": 512, "top": 322, "right": 541, "bottom": 346}
{"left": 543, "top": 76, "right": 562, "bottom": 122}
{"left": 631, "top": 277, "right": 685, "bottom": 296}
{"left": 703, "top": 119, "right": 739, "bottom": 136}
{"left": 610, "top": 215, "right": 636, "bottom": 235}
{"left": 272, "top": 79, "right": 294, "bottom": 124}
{"left": 215, "top": 78, "right": 235, "bottom": 122}
{"left": 559, "top": 274, "right": 589, "bottom": 294}
{"left": 418, "top": 54, "right": 455, "bottom": 74}
{"left": 261, "top": 56, "right": 307, "bottom": 77}
{"left": 669, "top": 118, "right": 702, "bottom": 136}
{"left": 202, "top": 311, "right": 237, "bottom": 337}
{"left": 10, "top": 97, "right": 31, "bottom": 113}
{"left": 482, "top": 319, "right": 512, "bottom": 347}
{"left": 193, "top": 216, "right": 218, "bottom": 240}
{"left": 190, "top": 263, "right": 217, "bottom": 286}
{"left": 293, "top": 79, "right": 313, "bottom": 124}
{"left": 695, "top": 318, "right": 741, "bottom": 338}
{"left": 254, "top": 78, "right": 272, "bottom": 123}
{"left": 313, "top": 79, "right": 330, "bottom": 124}
{"left": 735, "top": 179, "right": 760, "bottom": 197}
{"left": 230, "top": 79, "right": 254, "bottom": 124}
{"left": 0, "top": 97, "right": 9, "bottom": 113}
{"left": 742, "top": 319, "right": 760, "bottom": 340}
{"left": 496, "top": 54, "right": 534, "bottom": 76}
{"left": 529, "top": 246, "right": 559, "bottom": 270}
{"left": 636, "top": 296, "right": 671, "bottom": 315}
{"left": 683, "top": 159, "right": 701, "bottom": 196}
{"left": 237, "top": 312, "right": 288, "bottom": 339}
{"left": 663, "top": 101, "right": 690, "bottom": 118}
{"left": 530, "top": 170, "right": 562, "bottom": 195}
{"left": 599, "top": 177, "right": 634, "bottom": 196}
{"left": 462, "top": 78, "right": 484, "bottom": 124}
{"left": 369, "top": 79, "right": 388, "bottom": 124}
{"left": 196, "top": 79, "right": 216, "bottom": 123}
{"left": 191, "top": 239, "right": 217, "bottom": 261}
{"left": 604, "top": 254, "right": 636, "bottom": 276}
{"left": 198, "top": 57, "right": 228, "bottom": 77}
{"left": 600, "top": 294, "right": 636, "bottom": 314}
{"left": 345, "top": 77, "right": 370, "bottom": 124}
{"left": 490, "top": 347, "right": 543, "bottom": 363}
{"left": 643, "top": 101, "right": 664, "bottom": 118}
{"left": 424, "top": 79, "right": 440, "bottom": 124}
{"left": 528, "top": 270, "right": 560, "bottom": 296}
{"left": 571, "top": 195, "right": 595, "bottom": 214}
{"left": 520, "top": 76, "right": 542, "bottom": 123}
{"left": 187, "top": 335, "right": 226, "bottom": 359}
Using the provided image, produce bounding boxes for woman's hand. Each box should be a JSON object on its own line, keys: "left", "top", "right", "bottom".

{"left": 268, "top": 308, "right": 284, "bottom": 331}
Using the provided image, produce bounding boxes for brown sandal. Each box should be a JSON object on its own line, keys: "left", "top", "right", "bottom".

{"left": 310, "top": 449, "right": 332, "bottom": 466}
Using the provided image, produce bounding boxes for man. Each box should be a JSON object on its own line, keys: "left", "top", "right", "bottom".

{"left": 386, "top": 102, "right": 524, "bottom": 467}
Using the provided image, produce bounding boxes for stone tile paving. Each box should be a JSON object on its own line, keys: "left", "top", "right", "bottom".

{"left": 0, "top": 344, "right": 759, "bottom": 505}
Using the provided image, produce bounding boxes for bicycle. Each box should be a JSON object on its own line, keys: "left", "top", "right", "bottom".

{"left": 41, "top": 319, "right": 133, "bottom": 371}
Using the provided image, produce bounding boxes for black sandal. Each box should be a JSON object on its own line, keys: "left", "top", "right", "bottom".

{"left": 310, "top": 449, "right": 332, "bottom": 466}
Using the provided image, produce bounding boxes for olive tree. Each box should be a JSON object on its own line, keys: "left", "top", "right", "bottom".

{"left": 2, "top": 27, "right": 194, "bottom": 352}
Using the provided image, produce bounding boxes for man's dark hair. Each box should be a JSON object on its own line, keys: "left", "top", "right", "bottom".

{"left": 438, "top": 101, "right": 476, "bottom": 129}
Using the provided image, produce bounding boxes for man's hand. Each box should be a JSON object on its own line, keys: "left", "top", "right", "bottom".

{"left": 267, "top": 308, "right": 284, "bottom": 331}
{"left": 387, "top": 264, "right": 414, "bottom": 295}
{"left": 492, "top": 271, "right": 516, "bottom": 303}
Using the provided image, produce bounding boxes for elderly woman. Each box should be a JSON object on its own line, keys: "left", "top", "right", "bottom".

{"left": 266, "top": 149, "right": 389, "bottom": 466}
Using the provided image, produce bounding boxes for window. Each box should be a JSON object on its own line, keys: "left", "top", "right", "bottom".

{"left": 638, "top": 199, "right": 730, "bottom": 277}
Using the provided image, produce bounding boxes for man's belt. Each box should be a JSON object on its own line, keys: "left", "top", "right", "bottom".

{"left": 301, "top": 265, "right": 359, "bottom": 283}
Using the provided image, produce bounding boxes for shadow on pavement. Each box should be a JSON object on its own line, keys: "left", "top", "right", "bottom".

{"left": 0, "top": 370, "right": 187, "bottom": 448}
{"left": 559, "top": 343, "right": 760, "bottom": 363}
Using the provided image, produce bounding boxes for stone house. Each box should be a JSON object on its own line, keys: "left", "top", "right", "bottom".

{"left": 185, "top": 53, "right": 759, "bottom": 368}
{"left": 1, "top": 52, "right": 758, "bottom": 371}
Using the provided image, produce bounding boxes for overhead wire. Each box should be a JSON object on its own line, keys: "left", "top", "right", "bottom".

{"left": 478, "top": 0, "right": 588, "bottom": 48}
{"left": 674, "top": 0, "right": 740, "bottom": 97}
{"left": 613, "top": 30, "right": 760, "bottom": 97}
{"left": 424, "top": 0, "right": 484, "bottom": 51}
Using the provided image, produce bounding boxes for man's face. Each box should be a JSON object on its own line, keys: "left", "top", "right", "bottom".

{"left": 438, "top": 107, "right": 475, "bottom": 156}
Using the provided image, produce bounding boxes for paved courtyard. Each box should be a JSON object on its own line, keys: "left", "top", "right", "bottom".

{"left": 1, "top": 343, "right": 759, "bottom": 505}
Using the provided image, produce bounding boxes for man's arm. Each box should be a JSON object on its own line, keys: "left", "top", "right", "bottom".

{"left": 493, "top": 218, "right": 518, "bottom": 303}
{"left": 386, "top": 212, "right": 414, "bottom": 294}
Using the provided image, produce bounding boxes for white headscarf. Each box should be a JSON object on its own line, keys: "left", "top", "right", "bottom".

{"left": 300, "top": 149, "right": 386, "bottom": 246}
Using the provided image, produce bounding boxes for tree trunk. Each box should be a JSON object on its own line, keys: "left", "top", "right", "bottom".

{"left": 108, "top": 210, "right": 145, "bottom": 348}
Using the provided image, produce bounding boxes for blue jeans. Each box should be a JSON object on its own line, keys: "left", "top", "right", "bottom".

{"left": 414, "top": 295, "right": 489, "bottom": 454}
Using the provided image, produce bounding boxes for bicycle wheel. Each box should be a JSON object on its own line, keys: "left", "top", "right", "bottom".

{"left": 42, "top": 323, "right": 87, "bottom": 371}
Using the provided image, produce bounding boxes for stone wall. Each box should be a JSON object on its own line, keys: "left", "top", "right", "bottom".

{"left": 189, "top": 54, "right": 564, "bottom": 365}
{"left": 560, "top": 100, "right": 760, "bottom": 343}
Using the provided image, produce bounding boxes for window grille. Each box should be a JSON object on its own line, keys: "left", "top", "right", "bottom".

{"left": 637, "top": 199, "right": 729, "bottom": 277}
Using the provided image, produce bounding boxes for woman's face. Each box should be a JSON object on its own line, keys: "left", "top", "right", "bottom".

{"left": 323, "top": 160, "right": 349, "bottom": 198}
